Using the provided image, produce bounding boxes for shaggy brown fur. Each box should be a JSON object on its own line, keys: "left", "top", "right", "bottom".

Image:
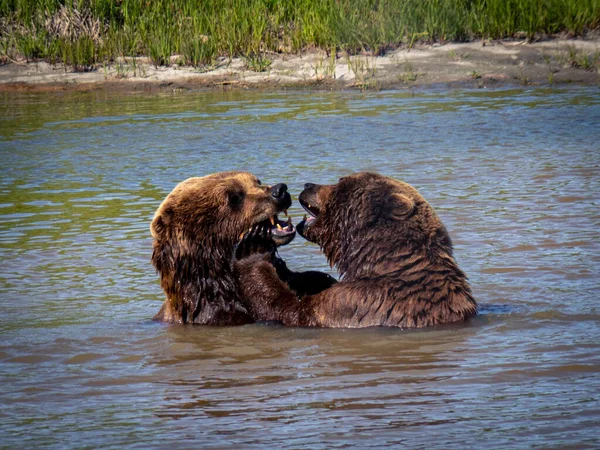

{"left": 236, "top": 172, "right": 477, "bottom": 328}
{"left": 151, "top": 171, "right": 298, "bottom": 325}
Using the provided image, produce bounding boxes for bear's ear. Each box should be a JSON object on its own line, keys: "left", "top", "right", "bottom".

{"left": 227, "top": 189, "right": 245, "bottom": 211}
{"left": 390, "top": 193, "right": 415, "bottom": 219}
{"left": 151, "top": 206, "right": 173, "bottom": 239}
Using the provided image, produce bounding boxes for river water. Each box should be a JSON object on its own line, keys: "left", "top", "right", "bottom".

{"left": 0, "top": 87, "right": 599, "bottom": 449}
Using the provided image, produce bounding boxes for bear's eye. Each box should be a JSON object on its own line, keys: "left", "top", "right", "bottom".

{"left": 228, "top": 190, "right": 245, "bottom": 210}
{"left": 256, "top": 179, "right": 261, "bottom": 186}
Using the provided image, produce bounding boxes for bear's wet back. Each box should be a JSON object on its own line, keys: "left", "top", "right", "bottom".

{"left": 238, "top": 172, "right": 477, "bottom": 328}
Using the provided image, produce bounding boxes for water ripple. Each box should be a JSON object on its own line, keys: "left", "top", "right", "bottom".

{"left": 0, "top": 87, "right": 599, "bottom": 448}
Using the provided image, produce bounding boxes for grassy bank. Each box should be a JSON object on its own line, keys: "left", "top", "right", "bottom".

{"left": 1, "top": 0, "right": 599, "bottom": 70}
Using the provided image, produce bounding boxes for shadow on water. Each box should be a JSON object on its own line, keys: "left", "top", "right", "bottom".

{"left": 149, "top": 322, "right": 482, "bottom": 445}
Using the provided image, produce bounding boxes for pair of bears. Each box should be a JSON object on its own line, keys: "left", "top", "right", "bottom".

{"left": 150, "top": 171, "right": 477, "bottom": 328}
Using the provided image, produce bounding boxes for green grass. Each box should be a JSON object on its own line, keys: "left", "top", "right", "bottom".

{"left": 1, "top": 0, "right": 599, "bottom": 70}
{"left": 243, "top": 52, "right": 272, "bottom": 72}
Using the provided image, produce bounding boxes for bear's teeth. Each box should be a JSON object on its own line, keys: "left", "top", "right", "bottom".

{"left": 283, "top": 209, "right": 288, "bottom": 217}
{"left": 276, "top": 223, "right": 282, "bottom": 230}
{"left": 239, "top": 232, "right": 245, "bottom": 239}
{"left": 287, "top": 216, "right": 292, "bottom": 227}
{"left": 269, "top": 216, "right": 275, "bottom": 226}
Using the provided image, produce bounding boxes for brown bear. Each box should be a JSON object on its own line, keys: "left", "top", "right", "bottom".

{"left": 235, "top": 172, "right": 477, "bottom": 328}
{"left": 151, "top": 171, "right": 301, "bottom": 325}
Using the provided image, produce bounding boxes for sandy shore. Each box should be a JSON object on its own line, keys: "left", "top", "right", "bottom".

{"left": 1, "top": 37, "right": 598, "bottom": 92}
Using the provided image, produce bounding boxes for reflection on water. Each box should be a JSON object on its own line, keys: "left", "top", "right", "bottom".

{"left": 0, "top": 87, "right": 599, "bottom": 448}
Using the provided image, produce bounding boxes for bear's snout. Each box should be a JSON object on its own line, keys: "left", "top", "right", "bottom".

{"left": 270, "top": 183, "right": 292, "bottom": 211}
{"left": 270, "top": 183, "right": 288, "bottom": 199}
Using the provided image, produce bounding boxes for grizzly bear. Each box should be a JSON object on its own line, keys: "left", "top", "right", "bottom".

{"left": 151, "top": 171, "right": 311, "bottom": 325}
{"left": 235, "top": 172, "right": 477, "bottom": 328}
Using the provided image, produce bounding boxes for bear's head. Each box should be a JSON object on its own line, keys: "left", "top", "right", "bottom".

{"left": 297, "top": 172, "right": 454, "bottom": 278}
{"left": 151, "top": 171, "right": 295, "bottom": 323}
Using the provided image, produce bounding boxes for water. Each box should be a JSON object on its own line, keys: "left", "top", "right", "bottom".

{"left": 1, "top": 87, "right": 599, "bottom": 449}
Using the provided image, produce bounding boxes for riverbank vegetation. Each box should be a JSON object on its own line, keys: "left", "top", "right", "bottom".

{"left": 1, "top": 0, "right": 599, "bottom": 70}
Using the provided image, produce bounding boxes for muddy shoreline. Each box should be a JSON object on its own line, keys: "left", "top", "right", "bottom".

{"left": 1, "top": 37, "right": 598, "bottom": 93}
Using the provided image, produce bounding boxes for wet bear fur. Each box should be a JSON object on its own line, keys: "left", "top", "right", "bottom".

{"left": 150, "top": 171, "right": 335, "bottom": 325}
{"left": 236, "top": 172, "right": 477, "bottom": 328}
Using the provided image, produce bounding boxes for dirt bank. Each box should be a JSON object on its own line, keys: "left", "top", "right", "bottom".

{"left": 1, "top": 37, "right": 598, "bottom": 92}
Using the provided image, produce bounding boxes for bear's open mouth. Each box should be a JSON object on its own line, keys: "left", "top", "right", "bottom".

{"left": 240, "top": 214, "right": 296, "bottom": 247}
{"left": 267, "top": 214, "right": 295, "bottom": 243}
{"left": 299, "top": 198, "right": 319, "bottom": 227}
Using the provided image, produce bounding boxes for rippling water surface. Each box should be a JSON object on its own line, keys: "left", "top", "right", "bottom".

{"left": 0, "top": 87, "right": 599, "bottom": 448}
